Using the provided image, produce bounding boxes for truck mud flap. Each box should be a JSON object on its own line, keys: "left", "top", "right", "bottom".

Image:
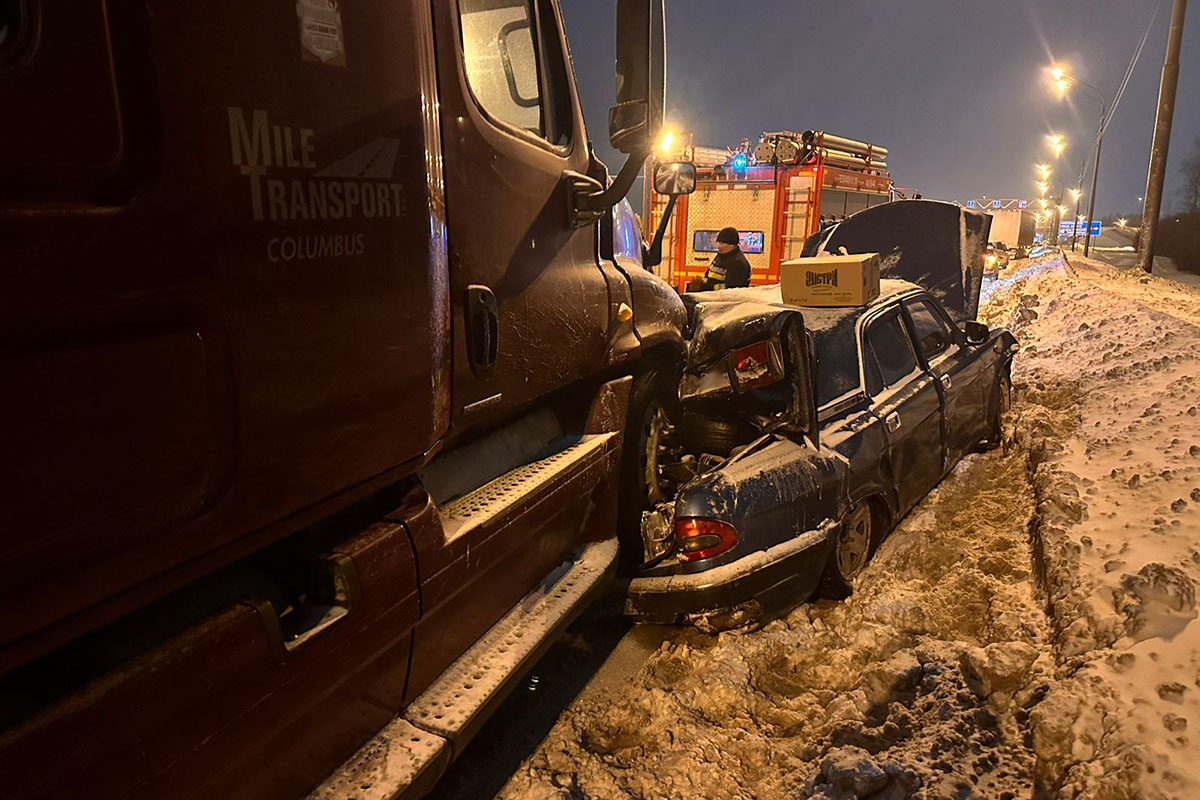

{"left": 801, "top": 199, "right": 992, "bottom": 321}
{"left": 308, "top": 538, "right": 618, "bottom": 800}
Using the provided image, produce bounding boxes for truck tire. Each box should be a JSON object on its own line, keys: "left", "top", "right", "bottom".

{"left": 817, "top": 503, "right": 872, "bottom": 599}
{"left": 617, "top": 366, "right": 680, "bottom": 574}
{"left": 679, "top": 411, "right": 757, "bottom": 456}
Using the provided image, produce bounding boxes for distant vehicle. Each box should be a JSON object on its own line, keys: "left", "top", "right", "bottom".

{"left": 625, "top": 201, "right": 1016, "bottom": 628}
{"left": 987, "top": 208, "right": 1036, "bottom": 253}
{"left": 985, "top": 242, "right": 1012, "bottom": 276}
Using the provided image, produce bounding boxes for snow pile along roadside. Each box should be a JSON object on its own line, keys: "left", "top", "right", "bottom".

{"left": 500, "top": 408, "right": 1056, "bottom": 798}
{"left": 980, "top": 253, "right": 1200, "bottom": 799}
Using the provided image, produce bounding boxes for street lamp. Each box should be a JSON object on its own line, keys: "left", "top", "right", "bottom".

{"left": 1050, "top": 65, "right": 1109, "bottom": 257}
{"left": 1048, "top": 133, "right": 1066, "bottom": 158}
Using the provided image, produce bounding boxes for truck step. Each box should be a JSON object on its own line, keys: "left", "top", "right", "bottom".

{"left": 308, "top": 537, "right": 618, "bottom": 800}
{"left": 404, "top": 537, "right": 617, "bottom": 743}
{"left": 439, "top": 433, "right": 615, "bottom": 541}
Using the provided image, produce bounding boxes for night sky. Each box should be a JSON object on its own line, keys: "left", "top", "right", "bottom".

{"left": 561, "top": 0, "right": 1199, "bottom": 218}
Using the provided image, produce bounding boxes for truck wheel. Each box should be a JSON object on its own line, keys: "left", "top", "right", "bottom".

{"left": 982, "top": 370, "right": 1012, "bottom": 450}
{"left": 680, "top": 411, "right": 757, "bottom": 456}
{"left": 817, "top": 503, "right": 872, "bottom": 599}
{"left": 618, "top": 367, "right": 680, "bottom": 574}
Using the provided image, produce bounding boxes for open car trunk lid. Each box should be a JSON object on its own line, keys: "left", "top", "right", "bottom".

{"left": 800, "top": 199, "right": 991, "bottom": 321}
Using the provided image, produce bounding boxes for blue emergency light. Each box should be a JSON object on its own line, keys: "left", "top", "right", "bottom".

{"left": 731, "top": 153, "right": 748, "bottom": 170}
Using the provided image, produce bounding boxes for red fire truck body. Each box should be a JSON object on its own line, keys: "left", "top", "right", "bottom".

{"left": 645, "top": 131, "right": 892, "bottom": 291}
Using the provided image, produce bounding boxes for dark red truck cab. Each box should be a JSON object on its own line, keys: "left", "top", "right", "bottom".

{"left": 0, "top": 1, "right": 685, "bottom": 797}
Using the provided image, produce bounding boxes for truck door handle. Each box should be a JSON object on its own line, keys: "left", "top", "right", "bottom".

{"left": 466, "top": 285, "right": 498, "bottom": 377}
{"left": 885, "top": 412, "right": 901, "bottom": 433}
{"left": 940, "top": 374, "right": 952, "bottom": 389}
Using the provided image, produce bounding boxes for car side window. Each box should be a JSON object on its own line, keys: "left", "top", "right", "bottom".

{"left": 458, "top": 0, "right": 571, "bottom": 144}
{"left": 863, "top": 307, "right": 918, "bottom": 394}
{"left": 904, "top": 298, "right": 955, "bottom": 361}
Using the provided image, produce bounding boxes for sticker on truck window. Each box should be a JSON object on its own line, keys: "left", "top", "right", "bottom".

{"left": 297, "top": 0, "right": 346, "bottom": 66}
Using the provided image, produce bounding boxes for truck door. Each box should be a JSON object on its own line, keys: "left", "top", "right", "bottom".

{"left": 862, "top": 305, "right": 945, "bottom": 515}
{"left": 433, "top": 0, "right": 613, "bottom": 429}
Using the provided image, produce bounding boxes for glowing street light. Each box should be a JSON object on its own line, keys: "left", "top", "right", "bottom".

{"left": 1047, "top": 63, "right": 1110, "bottom": 256}
{"left": 1036, "top": 181, "right": 1049, "bottom": 196}
{"left": 1048, "top": 133, "right": 1066, "bottom": 158}
{"left": 1069, "top": 187, "right": 1082, "bottom": 202}
{"left": 1057, "top": 205, "right": 1068, "bottom": 215}
{"left": 1117, "top": 218, "right": 1127, "bottom": 227}
{"left": 659, "top": 130, "right": 675, "bottom": 154}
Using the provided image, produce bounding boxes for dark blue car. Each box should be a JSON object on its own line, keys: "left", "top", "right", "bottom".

{"left": 626, "top": 202, "right": 1017, "bottom": 629}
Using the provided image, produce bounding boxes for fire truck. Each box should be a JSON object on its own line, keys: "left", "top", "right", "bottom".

{"left": 645, "top": 130, "right": 893, "bottom": 291}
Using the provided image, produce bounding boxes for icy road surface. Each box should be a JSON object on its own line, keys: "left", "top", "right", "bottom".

{"left": 475, "top": 253, "right": 1198, "bottom": 800}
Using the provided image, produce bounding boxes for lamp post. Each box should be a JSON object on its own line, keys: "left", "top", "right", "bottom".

{"left": 1051, "top": 67, "right": 1108, "bottom": 257}
{"left": 1036, "top": 162, "right": 1066, "bottom": 245}
{"left": 1069, "top": 186, "right": 1083, "bottom": 251}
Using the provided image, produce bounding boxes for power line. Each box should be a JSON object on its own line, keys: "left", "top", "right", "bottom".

{"left": 1100, "top": 0, "right": 1160, "bottom": 139}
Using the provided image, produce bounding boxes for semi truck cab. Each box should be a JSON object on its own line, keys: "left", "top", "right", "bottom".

{"left": 0, "top": 2, "right": 690, "bottom": 798}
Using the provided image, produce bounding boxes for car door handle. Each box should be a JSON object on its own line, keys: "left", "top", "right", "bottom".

{"left": 466, "top": 285, "right": 499, "bottom": 377}
{"left": 885, "top": 411, "right": 901, "bottom": 433}
{"left": 940, "top": 374, "right": 952, "bottom": 389}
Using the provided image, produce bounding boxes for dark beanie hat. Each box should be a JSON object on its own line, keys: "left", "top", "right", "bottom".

{"left": 716, "top": 227, "right": 740, "bottom": 245}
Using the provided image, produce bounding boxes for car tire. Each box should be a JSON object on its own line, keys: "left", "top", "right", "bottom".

{"left": 817, "top": 503, "right": 872, "bottom": 599}
{"left": 680, "top": 411, "right": 757, "bottom": 456}
{"left": 982, "top": 370, "right": 1013, "bottom": 450}
{"left": 617, "top": 365, "right": 681, "bottom": 574}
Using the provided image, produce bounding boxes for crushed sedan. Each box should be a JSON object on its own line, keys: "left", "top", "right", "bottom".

{"left": 627, "top": 201, "right": 1017, "bottom": 629}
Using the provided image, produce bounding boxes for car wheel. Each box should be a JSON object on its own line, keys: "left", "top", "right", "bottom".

{"left": 618, "top": 366, "right": 681, "bottom": 574}
{"left": 818, "top": 503, "right": 872, "bottom": 599}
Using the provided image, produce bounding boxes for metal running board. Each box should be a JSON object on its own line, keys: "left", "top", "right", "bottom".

{"left": 438, "top": 433, "right": 615, "bottom": 542}
{"left": 307, "top": 538, "right": 618, "bottom": 800}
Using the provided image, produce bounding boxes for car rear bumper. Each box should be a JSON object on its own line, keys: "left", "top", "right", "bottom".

{"left": 624, "top": 519, "right": 837, "bottom": 625}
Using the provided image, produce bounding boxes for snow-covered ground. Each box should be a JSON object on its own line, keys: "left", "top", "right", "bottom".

{"left": 494, "top": 254, "right": 1199, "bottom": 800}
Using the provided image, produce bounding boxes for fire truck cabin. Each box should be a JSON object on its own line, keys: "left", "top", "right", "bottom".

{"left": 646, "top": 130, "right": 893, "bottom": 291}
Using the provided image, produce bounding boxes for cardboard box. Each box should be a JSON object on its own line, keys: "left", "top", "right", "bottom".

{"left": 780, "top": 253, "right": 881, "bottom": 307}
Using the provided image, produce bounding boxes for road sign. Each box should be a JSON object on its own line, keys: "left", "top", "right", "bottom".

{"left": 1058, "top": 221, "right": 1102, "bottom": 236}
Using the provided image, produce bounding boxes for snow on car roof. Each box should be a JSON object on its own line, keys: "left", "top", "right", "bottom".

{"left": 693, "top": 280, "right": 919, "bottom": 333}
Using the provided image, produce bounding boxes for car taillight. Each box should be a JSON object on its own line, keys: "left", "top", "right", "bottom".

{"left": 729, "top": 339, "right": 782, "bottom": 391}
{"left": 675, "top": 517, "right": 739, "bottom": 560}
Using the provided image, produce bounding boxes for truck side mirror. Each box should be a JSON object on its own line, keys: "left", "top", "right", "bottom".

{"left": 653, "top": 162, "right": 696, "bottom": 196}
{"left": 609, "top": 0, "right": 665, "bottom": 154}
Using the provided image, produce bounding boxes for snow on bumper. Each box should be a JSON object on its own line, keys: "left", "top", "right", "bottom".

{"left": 625, "top": 519, "right": 837, "bottom": 624}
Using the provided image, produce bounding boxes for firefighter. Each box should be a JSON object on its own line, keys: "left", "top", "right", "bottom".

{"left": 694, "top": 226, "right": 751, "bottom": 291}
